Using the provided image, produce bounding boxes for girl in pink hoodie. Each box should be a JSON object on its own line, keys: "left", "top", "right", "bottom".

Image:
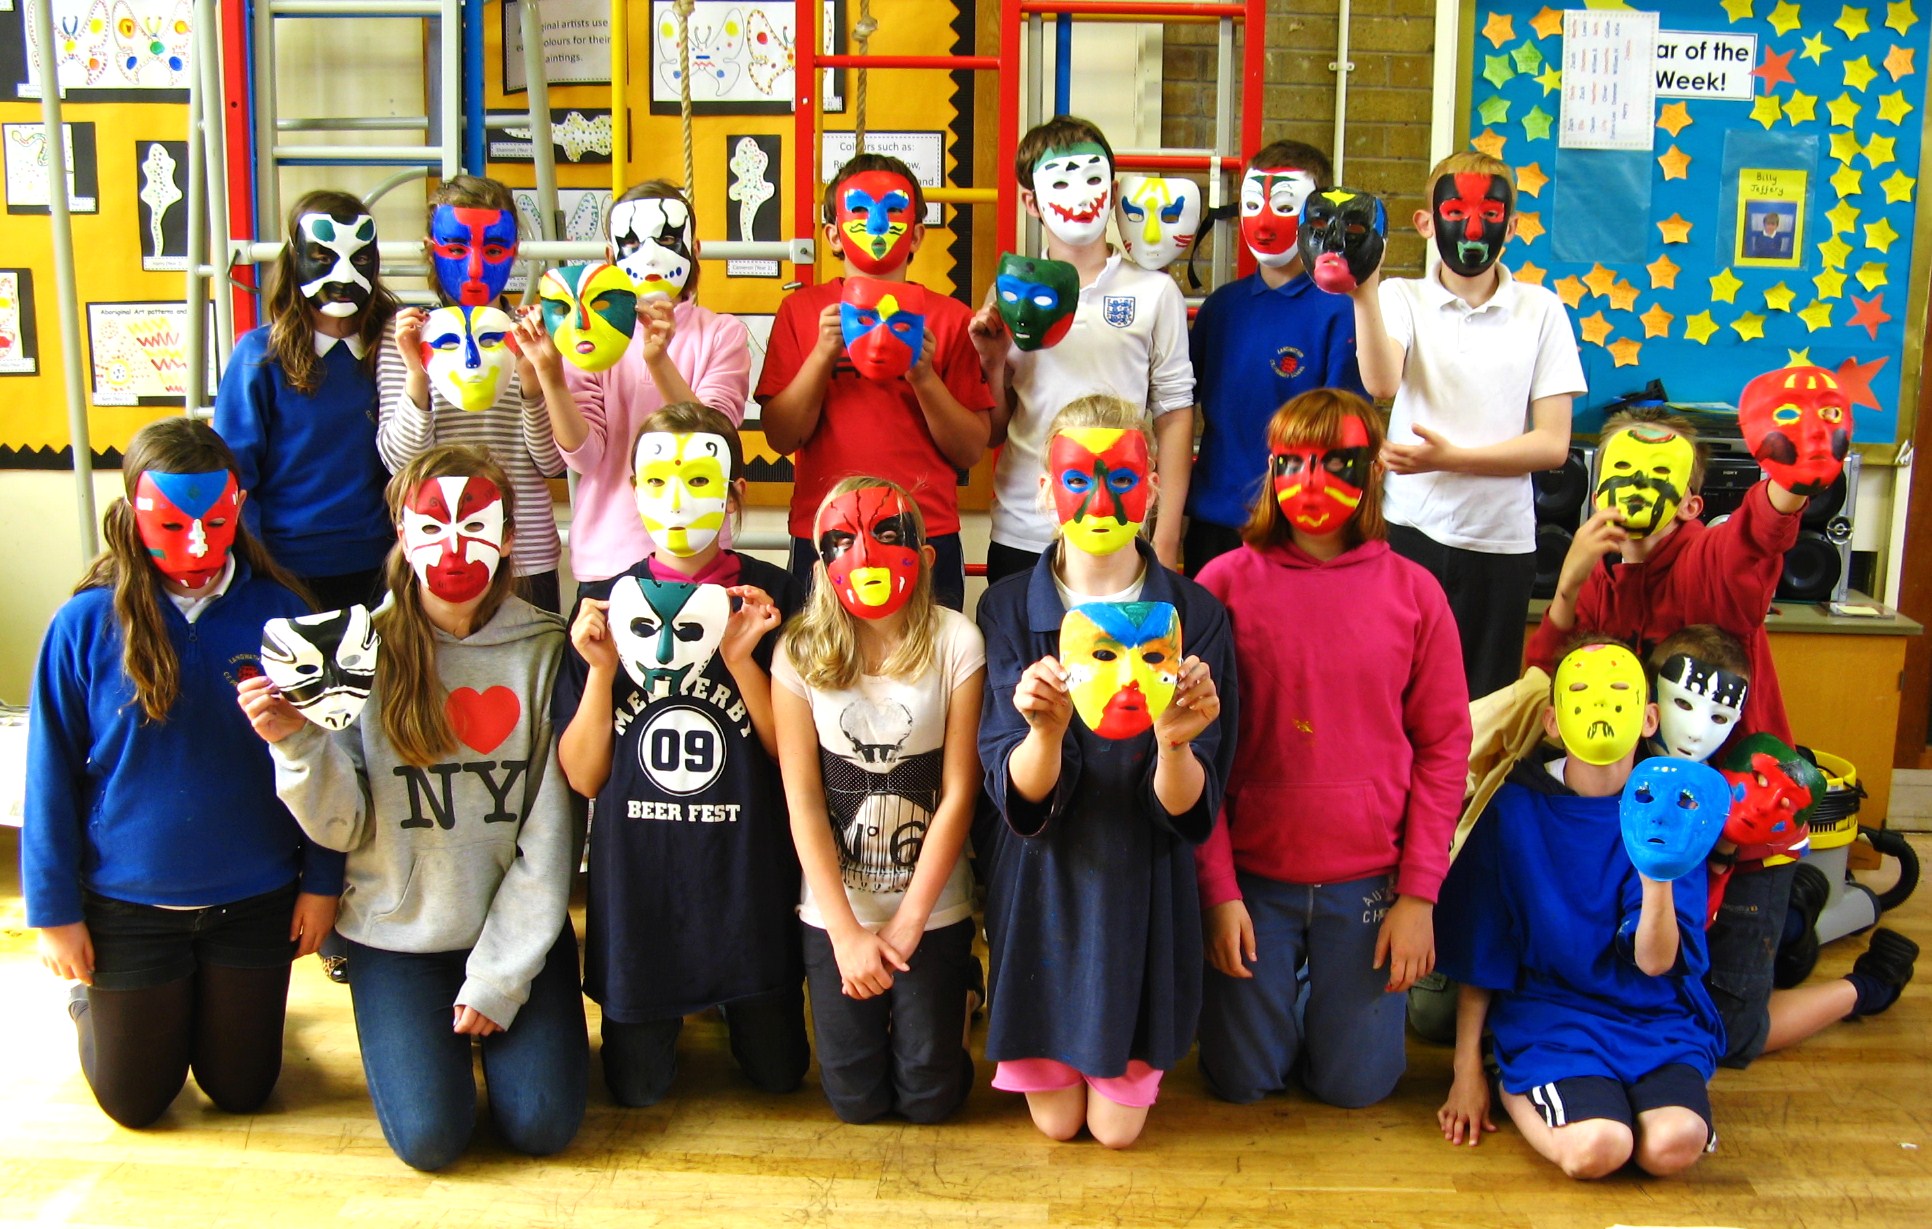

{"left": 1192, "top": 388, "right": 1471, "bottom": 1108}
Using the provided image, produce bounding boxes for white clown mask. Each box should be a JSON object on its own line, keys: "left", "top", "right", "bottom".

{"left": 634, "top": 430, "right": 731, "bottom": 557}
{"left": 260, "top": 605, "right": 380, "bottom": 731}
{"left": 401, "top": 474, "right": 506, "bottom": 604}
{"left": 421, "top": 306, "right": 516, "bottom": 413}
{"left": 1115, "top": 175, "right": 1202, "bottom": 271}
{"left": 1240, "top": 166, "right": 1320, "bottom": 268}
{"left": 609, "top": 197, "right": 695, "bottom": 299}
{"left": 1032, "top": 144, "right": 1114, "bottom": 248}
{"left": 608, "top": 576, "right": 731, "bottom": 697}
{"left": 1655, "top": 653, "right": 1749, "bottom": 763}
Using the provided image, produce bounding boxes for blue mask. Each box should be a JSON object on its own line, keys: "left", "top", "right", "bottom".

{"left": 1620, "top": 756, "right": 1730, "bottom": 882}
{"left": 428, "top": 204, "right": 518, "bottom": 307}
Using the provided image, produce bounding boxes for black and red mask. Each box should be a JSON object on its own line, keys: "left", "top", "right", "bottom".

{"left": 1431, "top": 172, "right": 1510, "bottom": 277}
{"left": 1272, "top": 415, "right": 1372, "bottom": 536}
{"left": 816, "top": 486, "right": 922, "bottom": 619}
{"left": 1737, "top": 365, "right": 1855, "bottom": 497}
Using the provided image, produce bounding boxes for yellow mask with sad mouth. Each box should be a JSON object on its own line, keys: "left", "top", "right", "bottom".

{"left": 1553, "top": 643, "right": 1648, "bottom": 766}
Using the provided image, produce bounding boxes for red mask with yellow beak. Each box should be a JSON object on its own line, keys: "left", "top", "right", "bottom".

{"left": 816, "top": 486, "right": 922, "bottom": 619}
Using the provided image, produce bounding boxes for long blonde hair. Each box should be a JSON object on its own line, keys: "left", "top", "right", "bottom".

{"left": 785, "top": 476, "right": 938, "bottom": 691}
{"left": 78, "top": 418, "right": 311, "bottom": 722}
{"left": 374, "top": 444, "right": 518, "bottom": 766}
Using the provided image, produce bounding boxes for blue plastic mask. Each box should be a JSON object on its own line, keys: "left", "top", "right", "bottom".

{"left": 1619, "top": 756, "right": 1730, "bottom": 882}
{"left": 428, "top": 204, "right": 518, "bottom": 307}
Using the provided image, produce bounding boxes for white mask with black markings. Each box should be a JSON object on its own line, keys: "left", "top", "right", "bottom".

{"left": 1655, "top": 653, "right": 1749, "bottom": 764}
{"left": 260, "top": 605, "right": 380, "bottom": 731}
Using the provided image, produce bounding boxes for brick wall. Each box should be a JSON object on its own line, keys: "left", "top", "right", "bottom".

{"left": 1163, "top": 0, "right": 1438, "bottom": 285}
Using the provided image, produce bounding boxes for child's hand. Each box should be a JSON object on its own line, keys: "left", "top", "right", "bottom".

{"left": 639, "top": 297, "right": 677, "bottom": 362}
{"left": 813, "top": 303, "right": 845, "bottom": 362}
{"left": 1014, "top": 654, "right": 1073, "bottom": 736}
{"left": 721, "top": 585, "right": 781, "bottom": 664}
{"left": 570, "top": 597, "right": 619, "bottom": 674}
{"left": 237, "top": 674, "right": 307, "bottom": 743}
{"left": 37, "top": 922, "right": 94, "bottom": 985}
{"left": 967, "top": 302, "right": 1009, "bottom": 358}
{"left": 1204, "top": 899, "right": 1257, "bottom": 979}
{"left": 452, "top": 1005, "right": 503, "bottom": 1037}
{"left": 1555, "top": 506, "right": 1629, "bottom": 599}
{"left": 905, "top": 323, "right": 938, "bottom": 385}
{"left": 875, "top": 909, "right": 927, "bottom": 969}
{"left": 830, "top": 923, "right": 910, "bottom": 999}
{"left": 1437, "top": 1070, "right": 1496, "bottom": 1146}
{"left": 1344, "top": 265, "right": 1383, "bottom": 302}
{"left": 395, "top": 306, "right": 429, "bottom": 376}
{"left": 512, "top": 308, "right": 563, "bottom": 381}
{"left": 1374, "top": 894, "right": 1435, "bottom": 993}
{"left": 1152, "top": 655, "right": 1221, "bottom": 747}
{"left": 1380, "top": 424, "right": 1463, "bottom": 476}
{"left": 290, "top": 892, "right": 340, "bottom": 960}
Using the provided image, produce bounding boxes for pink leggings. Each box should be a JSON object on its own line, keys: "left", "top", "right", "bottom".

{"left": 992, "top": 1058, "right": 1165, "bottom": 1108}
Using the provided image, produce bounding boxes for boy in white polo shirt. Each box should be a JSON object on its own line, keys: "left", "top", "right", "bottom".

{"left": 970, "top": 116, "right": 1194, "bottom": 583}
{"left": 1353, "top": 150, "right": 1584, "bottom": 701}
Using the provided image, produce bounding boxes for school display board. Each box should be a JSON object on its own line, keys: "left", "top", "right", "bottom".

{"left": 1462, "top": 0, "right": 1931, "bottom": 446}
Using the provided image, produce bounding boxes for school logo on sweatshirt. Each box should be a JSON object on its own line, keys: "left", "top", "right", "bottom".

{"left": 1102, "top": 295, "right": 1136, "bottom": 328}
{"left": 1273, "top": 345, "right": 1305, "bottom": 379}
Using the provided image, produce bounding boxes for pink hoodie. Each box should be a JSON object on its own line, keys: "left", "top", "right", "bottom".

{"left": 1193, "top": 539, "right": 1471, "bottom": 907}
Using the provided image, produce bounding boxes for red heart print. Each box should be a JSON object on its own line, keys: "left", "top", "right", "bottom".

{"left": 445, "top": 686, "right": 520, "bottom": 755}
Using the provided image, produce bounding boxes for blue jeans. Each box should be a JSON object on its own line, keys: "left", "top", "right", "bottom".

{"left": 347, "top": 924, "right": 588, "bottom": 1171}
{"left": 1198, "top": 871, "right": 1407, "bottom": 1108}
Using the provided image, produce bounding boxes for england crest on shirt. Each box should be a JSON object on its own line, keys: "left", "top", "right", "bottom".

{"left": 1102, "top": 295, "right": 1136, "bottom": 328}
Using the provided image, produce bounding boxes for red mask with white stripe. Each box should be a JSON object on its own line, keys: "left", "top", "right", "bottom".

{"left": 401, "top": 475, "right": 506, "bottom": 603}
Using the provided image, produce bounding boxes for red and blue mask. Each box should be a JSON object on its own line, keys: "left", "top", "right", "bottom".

{"left": 835, "top": 170, "right": 918, "bottom": 275}
{"left": 1050, "top": 427, "right": 1152, "bottom": 556}
{"left": 1272, "top": 415, "right": 1372, "bottom": 536}
{"left": 133, "top": 468, "right": 241, "bottom": 589}
{"left": 840, "top": 277, "right": 926, "bottom": 382}
{"left": 1431, "top": 172, "right": 1511, "bottom": 277}
{"left": 428, "top": 204, "right": 519, "bottom": 307}
{"left": 816, "top": 486, "right": 922, "bottom": 620}
{"left": 1737, "top": 365, "right": 1855, "bottom": 497}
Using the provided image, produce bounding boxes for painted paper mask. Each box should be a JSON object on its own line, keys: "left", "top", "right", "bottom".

{"left": 421, "top": 305, "right": 516, "bottom": 412}
{"left": 1239, "top": 166, "right": 1319, "bottom": 268}
{"left": 1655, "top": 654, "right": 1749, "bottom": 764}
{"left": 609, "top": 197, "right": 694, "bottom": 298}
{"left": 1298, "top": 186, "right": 1386, "bottom": 294}
{"left": 608, "top": 576, "right": 730, "bottom": 698}
{"left": 1737, "top": 365, "right": 1855, "bottom": 497}
{"left": 816, "top": 486, "right": 922, "bottom": 620}
{"left": 633, "top": 430, "right": 731, "bottom": 557}
{"left": 260, "top": 605, "right": 379, "bottom": 732}
{"left": 1032, "top": 143, "right": 1114, "bottom": 247}
{"left": 1050, "top": 427, "right": 1152, "bottom": 556}
{"left": 1271, "top": 415, "right": 1372, "bottom": 536}
{"left": 1594, "top": 425, "right": 1697, "bottom": 538}
{"left": 995, "top": 253, "right": 1079, "bottom": 352}
{"left": 132, "top": 468, "right": 241, "bottom": 589}
{"left": 1061, "top": 601, "right": 1181, "bottom": 740}
{"left": 1430, "top": 171, "right": 1511, "bottom": 277}
{"left": 539, "top": 261, "right": 637, "bottom": 373}
{"left": 293, "top": 209, "right": 378, "bottom": 318}
{"left": 835, "top": 169, "right": 918, "bottom": 275}
{"left": 428, "top": 203, "right": 518, "bottom": 307}
{"left": 1720, "top": 732, "right": 1825, "bottom": 851}
{"left": 1552, "top": 642, "right": 1648, "bottom": 766}
{"left": 1620, "top": 757, "right": 1730, "bottom": 882}
{"left": 401, "top": 474, "right": 506, "bottom": 603}
{"left": 840, "top": 278, "right": 926, "bottom": 382}
{"left": 1115, "top": 175, "right": 1202, "bottom": 271}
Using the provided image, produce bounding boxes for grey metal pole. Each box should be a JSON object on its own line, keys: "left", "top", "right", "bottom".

{"left": 519, "top": 0, "right": 558, "bottom": 307}
{"left": 181, "top": 0, "right": 211, "bottom": 417}
{"left": 252, "top": 0, "right": 278, "bottom": 229}
{"left": 31, "top": 0, "right": 98, "bottom": 559}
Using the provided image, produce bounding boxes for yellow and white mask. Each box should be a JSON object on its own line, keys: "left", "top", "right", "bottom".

{"left": 1593, "top": 425, "right": 1696, "bottom": 538}
{"left": 1115, "top": 175, "right": 1202, "bottom": 272}
{"left": 633, "top": 430, "right": 730, "bottom": 557}
{"left": 538, "top": 260, "right": 637, "bottom": 373}
{"left": 1553, "top": 642, "right": 1648, "bottom": 766}
{"left": 421, "top": 305, "right": 515, "bottom": 413}
{"left": 1061, "top": 601, "right": 1181, "bottom": 740}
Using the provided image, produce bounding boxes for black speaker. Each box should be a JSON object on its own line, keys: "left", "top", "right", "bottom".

{"left": 1703, "top": 453, "right": 1859, "bottom": 605}
{"left": 1531, "top": 446, "right": 1593, "bottom": 599}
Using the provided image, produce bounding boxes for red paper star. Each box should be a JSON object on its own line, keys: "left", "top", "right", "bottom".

{"left": 1834, "top": 354, "right": 1890, "bottom": 411}
{"left": 1754, "top": 46, "right": 1798, "bottom": 93}
{"left": 1848, "top": 293, "right": 1894, "bottom": 339}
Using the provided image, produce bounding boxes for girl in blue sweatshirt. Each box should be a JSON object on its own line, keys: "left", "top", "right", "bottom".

{"left": 24, "top": 417, "right": 344, "bottom": 1129}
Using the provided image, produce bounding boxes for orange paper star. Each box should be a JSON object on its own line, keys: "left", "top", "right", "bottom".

{"left": 1553, "top": 275, "right": 1588, "bottom": 309}
{"left": 1836, "top": 354, "right": 1890, "bottom": 410}
{"left": 1608, "top": 338, "right": 1644, "bottom": 367}
{"left": 1608, "top": 279, "right": 1641, "bottom": 312}
{"left": 1658, "top": 145, "right": 1693, "bottom": 180}
{"left": 1516, "top": 162, "right": 1550, "bottom": 197}
{"left": 1530, "top": 6, "right": 1565, "bottom": 38}
{"left": 1515, "top": 260, "right": 1548, "bottom": 287}
{"left": 1657, "top": 101, "right": 1695, "bottom": 137}
{"left": 1640, "top": 303, "right": 1675, "bottom": 338}
{"left": 1886, "top": 44, "right": 1917, "bottom": 80}
{"left": 1482, "top": 11, "right": 1516, "bottom": 48}
{"left": 1657, "top": 214, "right": 1694, "bottom": 244}
{"left": 1582, "top": 263, "right": 1619, "bottom": 299}
{"left": 1647, "top": 253, "right": 1682, "bottom": 288}
{"left": 1579, "top": 312, "right": 1614, "bottom": 346}
{"left": 1516, "top": 211, "right": 1546, "bottom": 244}
{"left": 1848, "top": 292, "right": 1894, "bottom": 339}
{"left": 1754, "top": 46, "right": 1798, "bottom": 92}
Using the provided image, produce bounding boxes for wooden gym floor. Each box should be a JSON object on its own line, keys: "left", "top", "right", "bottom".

{"left": 0, "top": 826, "right": 1927, "bottom": 1229}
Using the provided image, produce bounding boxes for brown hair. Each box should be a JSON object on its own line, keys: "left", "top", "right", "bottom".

{"left": 424, "top": 175, "right": 520, "bottom": 308}
{"left": 1241, "top": 389, "right": 1387, "bottom": 551}
{"left": 1015, "top": 116, "right": 1115, "bottom": 189}
{"left": 1248, "top": 139, "right": 1333, "bottom": 187}
{"left": 1600, "top": 406, "right": 1708, "bottom": 494}
{"left": 1426, "top": 150, "right": 1518, "bottom": 215}
{"left": 264, "top": 189, "right": 398, "bottom": 395}
{"left": 373, "top": 444, "right": 519, "bottom": 766}
{"left": 784, "top": 477, "right": 937, "bottom": 691}
{"left": 1648, "top": 624, "right": 1751, "bottom": 681}
{"left": 611, "top": 179, "right": 701, "bottom": 299}
{"left": 628, "top": 400, "right": 747, "bottom": 540}
{"left": 78, "top": 418, "right": 312, "bottom": 722}
{"left": 1549, "top": 632, "right": 1639, "bottom": 699}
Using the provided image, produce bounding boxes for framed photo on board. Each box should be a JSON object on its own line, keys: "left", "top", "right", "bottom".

{"left": 1734, "top": 167, "right": 1805, "bottom": 269}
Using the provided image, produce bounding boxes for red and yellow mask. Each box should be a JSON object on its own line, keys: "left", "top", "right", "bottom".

{"left": 133, "top": 468, "right": 241, "bottom": 589}
{"left": 1737, "top": 365, "right": 1855, "bottom": 497}
{"left": 816, "top": 486, "right": 922, "bottom": 620}
{"left": 1061, "top": 601, "right": 1182, "bottom": 740}
{"left": 1271, "top": 415, "right": 1371, "bottom": 536}
{"left": 1050, "top": 427, "right": 1152, "bottom": 556}
{"left": 835, "top": 170, "right": 917, "bottom": 275}
{"left": 401, "top": 475, "right": 506, "bottom": 603}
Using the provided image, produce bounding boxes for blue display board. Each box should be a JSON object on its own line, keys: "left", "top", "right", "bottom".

{"left": 1465, "top": 1, "right": 1928, "bottom": 444}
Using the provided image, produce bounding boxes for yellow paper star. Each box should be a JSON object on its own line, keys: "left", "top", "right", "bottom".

{"left": 1535, "top": 66, "right": 1564, "bottom": 94}
{"left": 1827, "top": 199, "right": 1863, "bottom": 233}
{"left": 1640, "top": 302, "right": 1675, "bottom": 338}
{"left": 1876, "top": 89, "right": 1915, "bottom": 121}
{"left": 1554, "top": 275, "right": 1588, "bottom": 309}
{"left": 1880, "top": 168, "right": 1917, "bottom": 201}
{"left": 1516, "top": 260, "right": 1548, "bottom": 286}
{"left": 1685, "top": 311, "right": 1721, "bottom": 344}
{"left": 1814, "top": 266, "right": 1849, "bottom": 297}
{"left": 1845, "top": 56, "right": 1880, "bottom": 90}
{"left": 1828, "top": 92, "right": 1865, "bottom": 126}
{"left": 1516, "top": 162, "right": 1550, "bottom": 197}
{"left": 1731, "top": 312, "right": 1768, "bottom": 341}
{"left": 1886, "top": 0, "right": 1918, "bottom": 32}
{"left": 1830, "top": 130, "right": 1865, "bottom": 162}
{"left": 1884, "top": 44, "right": 1916, "bottom": 79}
{"left": 1657, "top": 101, "right": 1694, "bottom": 137}
{"left": 1856, "top": 261, "right": 1890, "bottom": 289}
{"left": 1864, "top": 132, "right": 1897, "bottom": 165}
{"left": 1579, "top": 312, "right": 1614, "bottom": 346}
{"left": 1819, "top": 234, "right": 1855, "bottom": 267}
{"left": 1608, "top": 279, "right": 1641, "bottom": 312}
{"left": 1657, "top": 213, "right": 1694, "bottom": 244}
{"left": 1608, "top": 338, "right": 1644, "bottom": 368}
{"left": 1516, "top": 211, "right": 1547, "bottom": 244}
{"left": 1710, "top": 267, "right": 1745, "bottom": 303}
{"left": 1799, "top": 299, "right": 1836, "bottom": 330}
{"left": 1582, "top": 263, "right": 1619, "bottom": 299}
{"left": 1530, "top": 6, "right": 1565, "bottom": 38}
{"left": 1831, "top": 163, "right": 1866, "bottom": 196}
{"left": 1802, "top": 32, "right": 1834, "bottom": 63}
{"left": 1647, "top": 253, "right": 1682, "bottom": 289}
{"left": 1472, "top": 129, "right": 1508, "bottom": 159}
{"left": 1523, "top": 106, "right": 1555, "bottom": 142}
{"left": 1722, "top": 0, "right": 1757, "bottom": 18}
{"left": 1658, "top": 145, "right": 1693, "bottom": 179}
{"left": 1784, "top": 91, "right": 1819, "bottom": 123}
{"left": 1750, "top": 95, "right": 1784, "bottom": 129}
{"left": 1769, "top": 0, "right": 1805, "bottom": 34}
{"left": 1838, "top": 5, "right": 1873, "bottom": 38}
{"left": 1764, "top": 282, "right": 1798, "bottom": 312}
{"left": 1787, "top": 348, "right": 1816, "bottom": 366}
{"left": 1482, "top": 11, "right": 1516, "bottom": 47}
{"left": 1865, "top": 216, "right": 1901, "bottom": 251}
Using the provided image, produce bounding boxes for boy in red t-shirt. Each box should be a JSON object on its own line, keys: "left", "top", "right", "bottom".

{"left": 757, "top": 153, "right": 992, "bottom": 609}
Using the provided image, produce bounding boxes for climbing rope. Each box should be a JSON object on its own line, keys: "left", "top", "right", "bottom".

{"left": 675, "top": 0, "right": 696, "bottom": 208}
{"left": 852, "top": 0, "right": 876, "bottom": 153}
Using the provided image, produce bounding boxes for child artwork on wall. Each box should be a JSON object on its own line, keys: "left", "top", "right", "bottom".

{"left": 726, "top": 134, "right": 782, "bottom": 279}
{"left": 649, "top": 0, "right": 845, "bottom": 114}
{"left": 2, "top": 121, "right": 98, "bottom": 215}
{"left": 85, "top": 300, "right": 213, "bottom": 406}
{"left": 16, "top": 0, "right": 191, "bottom": 98}
{"left": 0, "top": 270, "right": 38, "bottom": 376}
{"left": 135, "top": 139, "right": 187, "bottom": 271}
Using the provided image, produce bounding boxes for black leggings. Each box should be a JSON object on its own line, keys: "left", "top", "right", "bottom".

{"left": 79, "top": 963, "right": 292, "bottom": 1128}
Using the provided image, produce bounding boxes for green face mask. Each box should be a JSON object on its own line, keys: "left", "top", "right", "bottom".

{"left": 994, "top": 252, "right": 1080, "bottom": 352}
